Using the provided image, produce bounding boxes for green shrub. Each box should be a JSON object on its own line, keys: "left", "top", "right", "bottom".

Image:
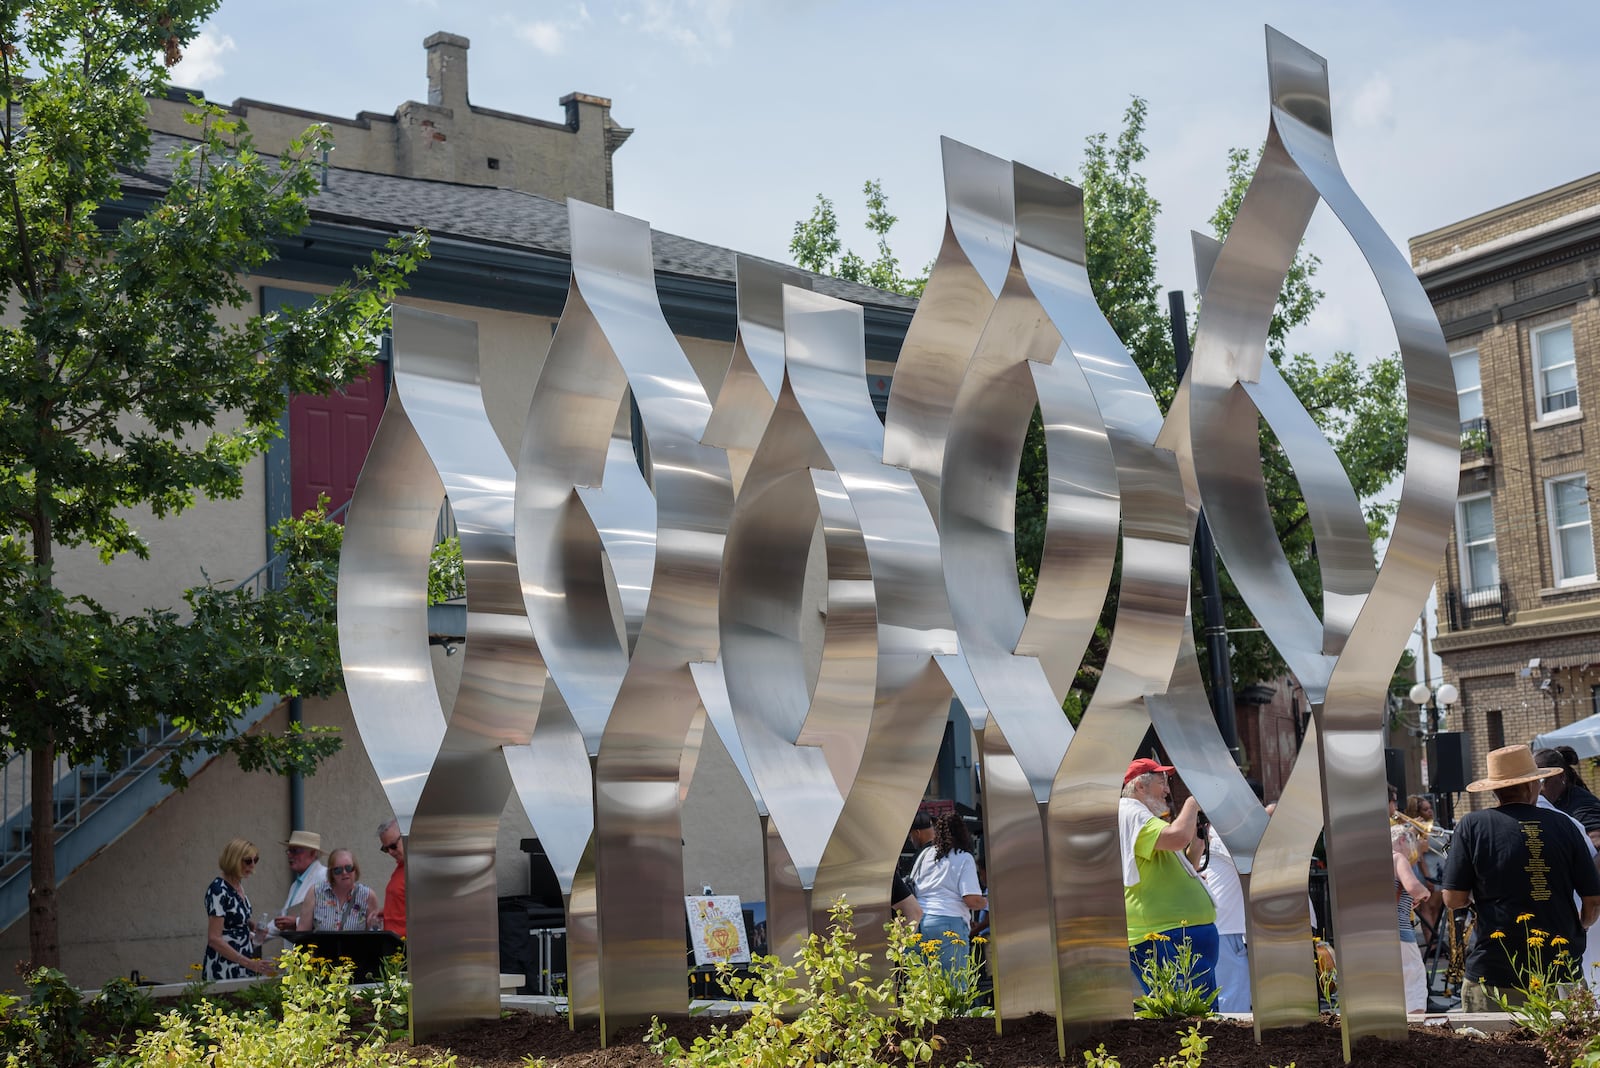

{"left": 1131, "top": 932, "right": 1217, "bottom": 1020}
{"left": 120, "top": 947, "right": 449, "bottom": 1068}
{"left": 649, "top": 899, "right": 959, "bottom": 1068}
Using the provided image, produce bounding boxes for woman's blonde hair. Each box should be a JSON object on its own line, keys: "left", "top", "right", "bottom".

{"left": 327, "top": 848, "right": 360, "bottom": 882}
{"left": 218, "top": 837, "right": 258, "bottom": 881}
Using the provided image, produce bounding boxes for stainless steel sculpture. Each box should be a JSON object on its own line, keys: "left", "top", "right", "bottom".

{"left": 339, "top": 307, "right": 543, "bottom": 1037}
{"left": 1185, "top": 28, "right": 1456, "bottom": 1054}
{"left": 331, "top": 24, "right": 1452, "bottom": 1060}
{"left": 516, "top": 200, "right": 736, "bottom": 1037}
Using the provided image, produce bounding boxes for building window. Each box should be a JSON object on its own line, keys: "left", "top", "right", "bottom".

{"left": 1546, "top": 474, "right": 1596, "bottom": 585}
{"left": 1456, "top": 493, "right": 1499, "bottom": 596}
{"left": 1533, "top": 322, "right": 1578, "bottom": 417}
{"left": 1452, "top": 348, "right": 1482, "bottom": 427}
{"left": 1486, "top": 709, "right": 1505, "bottom": 751}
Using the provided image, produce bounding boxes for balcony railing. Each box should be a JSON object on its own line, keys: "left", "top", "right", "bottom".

{"left": 1445, "top": 581, "right": 1511, "bottom": 630}
{"left": 1459, "top": 416, "right": 1492, "bottom": 464}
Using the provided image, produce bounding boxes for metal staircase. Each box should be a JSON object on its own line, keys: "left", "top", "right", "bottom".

{"left": 0, "top": 499, "right": 463, "bottom": 936}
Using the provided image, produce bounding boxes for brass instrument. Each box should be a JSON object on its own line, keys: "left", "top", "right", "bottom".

{"left": 1445, "top": 907, "right": 1471, "bottom": 992}
{"left": 1391, "top": 810, "right": 1452, "bottom": 852}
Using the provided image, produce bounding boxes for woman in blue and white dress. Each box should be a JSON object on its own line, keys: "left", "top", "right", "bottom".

{"left": 203, "top": 837, "right": 270, "bottom": 980}
{"left": 909, "top": 812, "right": 987, "bottom": 979}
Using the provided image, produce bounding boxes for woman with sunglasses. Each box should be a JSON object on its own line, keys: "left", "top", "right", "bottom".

{"left": 294, "top": 848, "right": 381, "bottom": 932}
{"left": 204, "top": 837, "right": 272, "bottom": 979}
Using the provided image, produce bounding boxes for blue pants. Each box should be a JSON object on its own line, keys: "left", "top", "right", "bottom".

{"left": 1129, "top": 922, "right": 1219, "bottom": 999}
{"left": 919, "top": 914, "right": 970, "bottom": 980}
{"left": 1212, "top": 931, "right": 1250, "bottom": 1012}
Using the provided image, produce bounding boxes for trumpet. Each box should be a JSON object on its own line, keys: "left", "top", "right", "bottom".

{"left": 1391, "top": 809, "right": 1452, "bottom": 848}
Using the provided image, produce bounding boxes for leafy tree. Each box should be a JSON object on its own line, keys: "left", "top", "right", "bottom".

{"left": 790, "top": 179, "right": 927, "bottom": 297}
{"left": 0, "top": 2, "right": 426, "bottom": 967}
{"left": 791, "top": 97, "right": 1411, "bottom": 706}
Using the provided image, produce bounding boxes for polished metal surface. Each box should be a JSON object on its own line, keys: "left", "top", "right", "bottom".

{"left": 329, "top": 28, "right": 1449, "bottom": 1047}
{"left": 936, "top": 146, "right": 1118, "bottom": 1022}
{"left": 516, "top": 200, "right": 735, "bottom": 1037}
{"left": 1186, "top": 28, "right": 1457, "bottom": 1053}
{"left": 980, "top": 163, "right": 1191, "bottom": 1045}
{"left": 339, "top": 308, "right": 544, "bottom": 1037}
{"left": 782, "top": 287, "right": 958, "bottom": 969}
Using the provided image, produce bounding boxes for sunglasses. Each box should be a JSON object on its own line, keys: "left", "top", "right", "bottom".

{"left": 286, "top": 846, "right": 311, "bottom": 855}
{"left": 243, "top": 856, "right": 260, "bottom": 865}
{"left": 329, "top": 864, "right": 357, "bottom": 876}
{"left": 380, "top": 841, "right": 401, "bottom": 854}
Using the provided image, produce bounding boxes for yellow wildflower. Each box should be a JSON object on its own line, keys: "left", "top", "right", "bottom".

{"left": 1490, "top": 931, "right": 1506, "bottom": 940}
{"left": 1516, "top": 912, "right": 1535, "bottom": 924}
{"left": 972, "top": 936, "right": 988, "bottom": 945}
{"left": 943, "top": 930, "right": 959, "bottom": 937}
{"left": 1529, "top": 978, "right": 1542, "bottom": 988}
{"left": 1527, "top": 936, "right": 1545, "bottom": 949}
{"left": 1531, "top": 928, "right": 1549, "bottom": 938}
{"left": 1552, "top": 936, "right": 1570, "bottom": 947}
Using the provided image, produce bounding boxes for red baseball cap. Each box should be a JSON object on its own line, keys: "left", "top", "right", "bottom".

{"left": 1124, "top": 757, "right": 1177, "bottom": 785}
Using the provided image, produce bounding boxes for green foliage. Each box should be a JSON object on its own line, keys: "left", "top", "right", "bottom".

{"left": 349, "top": 950, "right": 412, "bottom": 1044}
{"left": 0, "top": 965, "right": 89, "bottom": 1068}
{"left": 896, "top": 925, "right": 992, "bottom": 1019}
{"left": 0, "top": 0, "right": 427, "bottom": 962}
{"left": 649, "top": 900, "right": 971, "bottom": 1068}
{"left": 793, "top": 97, "right": 1412, "bottom": 697}
{"left": 1486, "top": 917, "right": 1600, "bottom": 1066}
{"left": 428, "top": 537, "right": 466, "bottom": 605}
{"left": 124, "top": 947, "right": 451, "bottom": 1068}
{"left": 789, "top": 181, "right": 927, "bottom": 297}
{"left": 1132, "top": 931, "right": 1218, "bottom": 1020}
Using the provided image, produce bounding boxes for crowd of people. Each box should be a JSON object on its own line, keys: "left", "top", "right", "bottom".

{"left": 212, "top": 740, "right": 1600, "bottom": 1012}
{"left": 888, "top": 744, "right": 1600, "bottom": 1015}
{"left": 201, "top": 820, "right": 408, "bottom": 980}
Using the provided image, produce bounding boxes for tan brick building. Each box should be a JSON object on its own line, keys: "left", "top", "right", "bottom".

{"left": 147, "top": 32, "right": 632, "bottom": 209}
{"left": 1410, "top": 172, "right": 1600, "bottom": 810}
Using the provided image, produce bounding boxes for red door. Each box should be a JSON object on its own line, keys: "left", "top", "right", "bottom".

{"left": 289, "top": 362, "right": 387, "bottom": 517}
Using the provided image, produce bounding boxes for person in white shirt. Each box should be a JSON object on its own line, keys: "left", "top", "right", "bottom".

{"left": 909, "top": 812, "right": 986, "bottom": 981}
{"left": 1536, "top": 790, "right": 1600, "bottom": 989}
{"left": 1197, "top": 819, "right": 1249, "bottom": 1012}
{"left": 273, "top": 830, "right": 327, "bottom": 933}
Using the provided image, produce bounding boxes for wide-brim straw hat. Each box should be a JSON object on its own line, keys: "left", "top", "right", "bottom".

{"left": 1465, "top": 745, "right": 1562, "bottom": 793}
{"left": 282, "top": 830, "right": 323, "bottom": 852}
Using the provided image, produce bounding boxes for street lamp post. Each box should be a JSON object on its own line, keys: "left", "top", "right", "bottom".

{"left": 1410, "top": 681, "right": 1460, "bottom": 825}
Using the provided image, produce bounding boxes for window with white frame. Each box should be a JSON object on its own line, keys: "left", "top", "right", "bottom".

{"left": 1456, "top": 493, "right": 1499, "bottom": 598}
{"left": 1533, "top": 322, "right": 1578, "bottom": 417}
{"left": 1545, "top": 474, "right": 1595, "bottom": 585}
{"left": 1452, "top": 348, "right": 1482, "bottom": 426}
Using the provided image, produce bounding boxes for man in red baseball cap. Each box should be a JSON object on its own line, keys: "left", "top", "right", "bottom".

{"left": 1119, "top": 756, "right": 1218, "bottom": 1003}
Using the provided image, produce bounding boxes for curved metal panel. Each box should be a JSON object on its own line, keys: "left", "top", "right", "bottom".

{"left": 517, "top": 199, "right": 735, "bottom": 1037}
{"left": 391, "top": 308, "right": 544, "bottom": 1037}
{"left": 781, "top": 287, "right": 958, "bottom": 969}
{"left": 989, "top": 164, "right": 1192, "bottom": 1045}
{"left": 1186, "top": 27, "right": 1457, "bottom": 1052}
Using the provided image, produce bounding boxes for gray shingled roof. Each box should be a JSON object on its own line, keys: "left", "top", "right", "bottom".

{"left": 128, "top": 132, "right": 918, "bottom": 312}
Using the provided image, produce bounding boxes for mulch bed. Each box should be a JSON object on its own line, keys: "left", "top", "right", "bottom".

{"left": 403, "top": 1010, "right": 1560, "bottom": 1068}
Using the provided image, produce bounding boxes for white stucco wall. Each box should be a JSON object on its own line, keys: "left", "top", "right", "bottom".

{"left": 0, "top": 277, "right": 805, "bottom": 991}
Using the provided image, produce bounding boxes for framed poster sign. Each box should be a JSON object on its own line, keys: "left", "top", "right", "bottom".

{"left": 685, "top": 895, "right": 749, "bottom": 965}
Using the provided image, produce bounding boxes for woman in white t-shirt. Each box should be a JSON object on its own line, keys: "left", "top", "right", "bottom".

{"left": 909, "top": 812, "right": 987, "bottom": 980}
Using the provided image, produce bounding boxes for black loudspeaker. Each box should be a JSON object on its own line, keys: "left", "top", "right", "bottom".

{"left": 1384, "top": 747, "right": 1407, "bottom": 802}
{"left": 519, "top": 837, "right": 563, "bottom": 908}
{"left": 1428, "top": 732, "right": 1472, "bottom": 795}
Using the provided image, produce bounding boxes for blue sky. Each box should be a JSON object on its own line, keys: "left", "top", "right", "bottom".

{"left": 174, "top": 0, "right": 1600, "bottom": 364}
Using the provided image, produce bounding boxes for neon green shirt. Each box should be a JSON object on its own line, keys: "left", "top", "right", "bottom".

{"left": 1124, "top": 812, "right": 1216, "bottom": 946}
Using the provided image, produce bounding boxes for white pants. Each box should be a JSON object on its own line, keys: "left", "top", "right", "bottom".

{"left": 1400, "top": 939, "right": 1427, "bottom": 1012}
{"left": 1213, "top": 931, "right": 1251, "bottom": 1013}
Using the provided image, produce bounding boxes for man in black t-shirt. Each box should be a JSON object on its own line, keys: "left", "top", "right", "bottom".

{"left": 1442, "top": 745, "right": 1600, "bottom": 1011}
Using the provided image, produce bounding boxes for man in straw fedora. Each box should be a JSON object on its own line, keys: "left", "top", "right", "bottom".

{"left": 274, "top": 830, "right": 327, "bottom": 933}
{"left": 1441, "top": 745, "right": 1600, "bottom": 1011}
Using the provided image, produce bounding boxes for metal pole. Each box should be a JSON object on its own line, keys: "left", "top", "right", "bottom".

{"left": 289, "top": 696, "right": 305, "bottom": 832}
{"left": 1168, "top": 289, "right": 1241, "bottom": 764}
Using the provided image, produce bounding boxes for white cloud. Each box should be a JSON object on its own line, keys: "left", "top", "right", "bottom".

{"left": 1340, "top": 73, "right": 1394, "bottom": 134}
{"left": 170, "top": 30, "right": 235, "bottom": 87}
{"left": 517, "top": 21, "right": 565, "bottom": 54}
{"left": 626, "top": 0, "right": 736, "bottom": 56}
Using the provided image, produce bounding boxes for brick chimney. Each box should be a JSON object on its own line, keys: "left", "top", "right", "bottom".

{"left": 425, "top": 32, "right": 470, "bottom": 111}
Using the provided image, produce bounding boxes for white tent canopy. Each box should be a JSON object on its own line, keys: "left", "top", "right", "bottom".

{"left": 1534, "top": 714, "right": 1600, "bottom": 759}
